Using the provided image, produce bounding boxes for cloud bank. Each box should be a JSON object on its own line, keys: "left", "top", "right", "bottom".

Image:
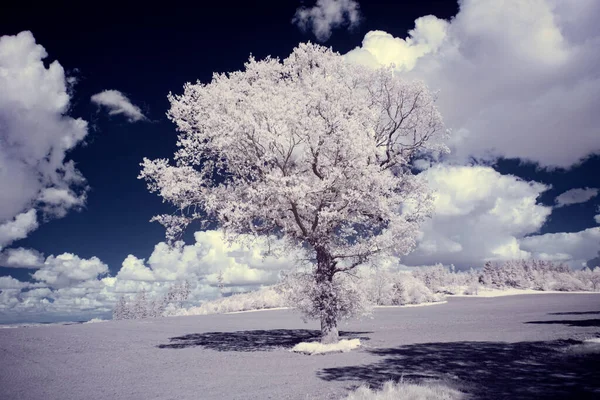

{"left": 293, "top": 0, "right": 361, "bottom": 42}
{"left": 520, "top": 227, "right": 600, "bottom": 268}
{"left": 0, "top": 31, "right": 88, "bottom": 249}
{"left": 0, "top": 231, "right": 297, "bottom": 322}
{"left": 402, "top": 165, "right": 552, "bottom": 268}
{"left": 345, "top": 0, "right": 600, "bottom": 168}
{"left": 91, "top": 90, "right": 146, "bottom": 122}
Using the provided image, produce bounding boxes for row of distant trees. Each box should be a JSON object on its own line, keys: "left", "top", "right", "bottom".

{"left": 409, "top": 260, "right": 600, "bottom": 294}
{"left": 113, "top": 281, "right": 191, "bottom": 320}
{"left": 480, "top": 259, "right": 600, "bottom": 291}
{"left": 113, "top": 260, "right": 600, "bottom": 320}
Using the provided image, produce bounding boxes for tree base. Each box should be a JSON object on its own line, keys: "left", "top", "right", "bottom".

{"left": 321, "top": 326, "right": 339, "bottom": 344}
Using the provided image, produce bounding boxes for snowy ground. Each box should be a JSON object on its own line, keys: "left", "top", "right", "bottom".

{"left": 448, "top": 287, "right": 598, "bottom": 297}
{"left": 1, "top": 294, "right": 599, "bottom": 399}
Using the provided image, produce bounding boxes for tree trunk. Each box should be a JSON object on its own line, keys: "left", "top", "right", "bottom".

{"left": 320, "top": 309, "right": 338, "bottom": 344}
{"left": 315, "top": 246, "right": 339, "bottom": 344}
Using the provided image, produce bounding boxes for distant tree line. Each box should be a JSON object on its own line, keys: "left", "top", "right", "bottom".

{"left": 113, "top": 281, "right": 191, "bottom": 320}
{"left": 113, "top": 260, "right": 600, "bottom": 320}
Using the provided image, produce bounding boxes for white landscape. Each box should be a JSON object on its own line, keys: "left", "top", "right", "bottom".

{"left": 1, "top": 294, "right": 599, "bottom": 399}
{"left": 1, "top": 1, "right": 600, "bottom": 399}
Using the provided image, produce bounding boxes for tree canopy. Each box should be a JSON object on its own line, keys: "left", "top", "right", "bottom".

{"left": 140, "top": 43, "right": 448, "bottom": 342}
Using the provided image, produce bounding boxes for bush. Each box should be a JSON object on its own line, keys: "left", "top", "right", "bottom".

{"left": 344, "top": 380, "right": 465, "bottom": 400}
{"left": 175, "top": 286, "right": 286, "bottom": 316}
{"left": 112, "top": 281, "right": 191, "bottom": 320}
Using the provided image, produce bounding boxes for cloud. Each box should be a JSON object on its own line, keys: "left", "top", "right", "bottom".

{"left": 0, "top": 210, "right": 38, "bottom": 250}
{"left": 345, "top": 0, "right": 600, "bottom": 168}
{"left": 0, "top": 231, "right": 299, "bottom": 322}
{"left": 0, "top": 247, "right": 44, "bottom": 269}
{"left": 401, "top": 164, "right": 551, "bottom": 268}
{"left": 0, "top": 276, "right": 30, "bottom": 290}
{"left": 37, "top": 188, "right": 86, "bottom": 218}
{"left": 117, "top": 231, "right": 295, "bottom": 287}
{"left": 293, "top": 0, "right": 361, "bottom": 42}
{"left": 554, "top": 187, "right": 599, "bottom": 207}
{"left": 32, "top": 253, "right": 109, "bottom": 289}
{"left": 0, "top": 31, "right": 88, "bottom": 246}
{"left": 90, "top": 90, "right": 146, "bottom": 122}
{"left": 519, "top": 227, "right": 600, "bottom": 268}
{"left": 595, "top": 207, "right": 600, "bottom": 224}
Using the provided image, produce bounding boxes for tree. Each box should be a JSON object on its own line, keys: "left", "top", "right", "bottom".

{"left": 113, "top": 295, "right": 131, "bottom": 320}
{"left": 132, "top": 289, "right": 149, "bottom": 319}
{"left": 140, "top": 43, "right": 448, "bottom": 343}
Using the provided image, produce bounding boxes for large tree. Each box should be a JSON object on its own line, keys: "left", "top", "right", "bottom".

{"left": 140, "top": 43, "right": 448, "bottom": 343}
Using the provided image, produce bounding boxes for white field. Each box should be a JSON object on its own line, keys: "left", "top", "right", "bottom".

{"left": 448, "top": 287, "right": 599, "bottom": 297}
{"left": 1, "top": 293, "right": 599, "bottom": 400}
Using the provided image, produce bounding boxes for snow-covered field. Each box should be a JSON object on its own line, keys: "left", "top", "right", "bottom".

{"left": 448, "top": 287, "right": 599, "bottom": 298}
{"left": 1, "top": 294, "right": 599, "bottom": 399}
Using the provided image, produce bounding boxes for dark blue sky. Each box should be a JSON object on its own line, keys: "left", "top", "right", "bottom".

{"left": 1, "top": 0, "right": 598, "bottom": 281}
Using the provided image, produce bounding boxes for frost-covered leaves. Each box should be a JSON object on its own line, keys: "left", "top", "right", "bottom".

{"left": 140, "top": 43, "right": 448, "bottom": 265}
{"left": 277, "top": 271, "right": 373, "bottom": 322}
{"left": 112, "top": 281, "right": 191, "bottom": 320}
{"left": 363, "top": 268, "right": 444, "bottom": 305}
{"left": 174, "top": 286, "right": 286, "bottom": 316}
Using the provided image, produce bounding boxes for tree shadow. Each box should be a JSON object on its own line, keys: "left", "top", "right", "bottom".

{"left": 157, "top": 329, "right": 372, "bottom": 351}
{"left": 525, "top": 319, "right": 600, "bottom": 327}
{"left": 549, "top": 311, "right": 600, "bottom": 316}
{"left": 317, "top": 339, "right": 600, "bottom": 399}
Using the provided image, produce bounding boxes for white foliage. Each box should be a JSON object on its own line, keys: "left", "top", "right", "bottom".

{"left": 277, "top": 271, "right": 373, "bottom": 322}
{"left": 361, "top": 267, "right": 445, "bottom": 305}
{"left": 345, "top": 380, "right": 465, "bottom": 400}
{"left": 112, "top": 281, "right": 191, "bottom": 320}
{"left": 112, "top": 258, "right": 600, "bottom": 321}
{"left": 139, "top": 43, "right": 448, "bottom": 336}
{"left": 291, "top": 338, "right": 360, "bottom": 355}
{"left": 84, "top": 318, "right": 106, "bottom": 324}
{"left": 476, "top": 259, "right": 600, "bottom": 292}
{"left": 172, "top": 286, "right": 286, "bottom": 316}
{"left": 140, "top": 42, "right": 447, "bottom": 259}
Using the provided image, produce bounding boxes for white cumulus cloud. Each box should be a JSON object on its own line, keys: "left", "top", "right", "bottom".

{"left": 91, "top": 90, "right": 146, "bottom": 122}
{"left": 554, "top": 187, "right": 598, "bottom": 208}
{"left": 345, "top": 0, "right": 600, "bottom": 168}
{"left": 0, "top": 210, "right": 38, "bottom": 251}
{"left": 0, "top": 31, "right": 89, "bottom": 247}
{"left": 0, "top": 276, "right": 30, "bottom": 290}
{"left": 32, "top": 253, "right": 109, "bottom": 289}
{"left": 401, "top": 165, "right": 552, "bottom": 268}
{"left": 118, "top": 231, "right": 295, "bottom": 287}
{"left": 0, "top": 231, "right": 299, "bottom": 322}
{"left": 293, "top": 0, "right": 361, "bottom": 42}
{"left": 519, "top": 227, "right": 600, "bottom": 268}
{"left": 0, "top": 247, "right": 44, "bottom": 269}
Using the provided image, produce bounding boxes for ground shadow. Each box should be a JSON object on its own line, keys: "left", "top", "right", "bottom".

{"left": 318, "top": 339, "right": 600, "bottom": 399}
{"left": 158, "top": 329, "right": 371, "bottom": 351}
{"left": 525, "top": 319, "right": 600, "bottom": 327}
{"left": 549, "top": 311, "right": 600, "bottom": 316}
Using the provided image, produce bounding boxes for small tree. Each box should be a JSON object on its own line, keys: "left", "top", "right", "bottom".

{"left": 140, "top": 43, "right": 448, "bottom": 343}
{"left": 113, "top": 295, "right": 131, "bottom": 320}
{"left": 132, "top": 289, "right": 149, "bottom": 319}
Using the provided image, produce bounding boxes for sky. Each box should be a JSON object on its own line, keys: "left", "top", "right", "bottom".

{"left": 0, "top": 0, "right": 599, "bottom": 323}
